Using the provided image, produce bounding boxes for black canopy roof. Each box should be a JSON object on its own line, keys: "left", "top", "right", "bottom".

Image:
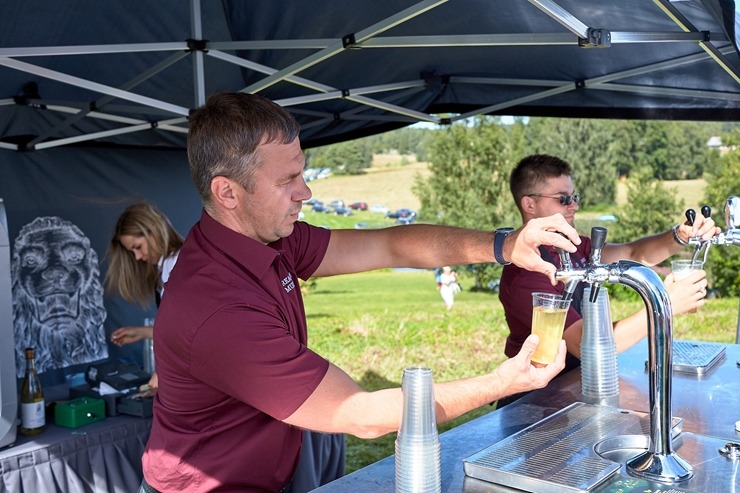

{"left": 1, "top": 0, "right": 739, "bottom": 152}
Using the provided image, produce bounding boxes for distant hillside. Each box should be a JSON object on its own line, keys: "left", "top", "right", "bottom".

{"left": 307, "top": 154, "right": 429, "bottom": 211}
{"left": 308, "top": 153, "right": 707, "bottom": 217}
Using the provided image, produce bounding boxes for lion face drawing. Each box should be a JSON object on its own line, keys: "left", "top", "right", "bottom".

{"left": 12, "top": 216, "right": 108, "bottom": 377}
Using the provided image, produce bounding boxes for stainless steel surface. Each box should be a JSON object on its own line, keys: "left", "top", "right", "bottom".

{"left": 311, "top": 342, "right": 740, "bottom": 493}
{"left": 594, "top": 433, "right": 740, "bottom": 493}
{"left": 463, "top": 403, "right": 684, "bottom": 493}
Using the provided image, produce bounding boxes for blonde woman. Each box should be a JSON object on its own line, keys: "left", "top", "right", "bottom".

{"left": 105, "top": 202, "right": 183, "bottom": 389}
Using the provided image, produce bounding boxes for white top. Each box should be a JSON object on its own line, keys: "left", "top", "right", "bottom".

{"left": 157, "top": 251, "right": 180, "bottom": 297}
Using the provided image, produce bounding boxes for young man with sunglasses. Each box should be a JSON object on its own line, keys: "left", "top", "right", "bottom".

{"left": 496, "top": 154, "right": 720, "bottom": 407}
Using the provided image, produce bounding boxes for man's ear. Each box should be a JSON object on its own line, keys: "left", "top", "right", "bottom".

{"left": 521, "top": 195, "right": 536, "bottom": 215}
{"left": 210, "top": 176, "right": 239, "bottom": 210}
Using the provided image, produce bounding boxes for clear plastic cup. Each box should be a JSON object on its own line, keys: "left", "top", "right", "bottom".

{"left": 580, "top": 286, "right": 619, "bottom": 406}
{"left": 530, "top": 293, "right": 571, "bottom": 365}
{"left": 671, "top": 260, "right": 704, "bottom": 313}
{"left": 398, "top": 367, "right": 437, "bottom": 442}
{"left": 395, "top": 367, "right": 442, "bottom": 493}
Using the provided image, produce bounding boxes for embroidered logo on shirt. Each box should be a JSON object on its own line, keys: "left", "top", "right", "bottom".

{"left": 281, "top": 273, "right": 295, "bottom": 294}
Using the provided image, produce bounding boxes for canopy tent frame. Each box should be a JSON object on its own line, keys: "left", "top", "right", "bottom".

{"left": 1, "top": 0, "right": 739, "bottom": 152}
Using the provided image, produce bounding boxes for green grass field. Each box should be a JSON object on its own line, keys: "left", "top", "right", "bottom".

{"left": 304, "top": 269, "right": 739, "bottom": 473}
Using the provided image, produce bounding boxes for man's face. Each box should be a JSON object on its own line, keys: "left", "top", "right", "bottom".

{"left": 526, "top": 174, "right": 579, "bottom": 227}
{"left": 239, "top": 138, "right": 312, "bottom": 244}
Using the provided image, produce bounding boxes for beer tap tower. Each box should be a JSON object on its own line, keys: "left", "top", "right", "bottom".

{"left": 556, "top": 227, "right": 693, "bottom": 483}
{"left": 686, "top": 196, "right": 740, "bottom": 343}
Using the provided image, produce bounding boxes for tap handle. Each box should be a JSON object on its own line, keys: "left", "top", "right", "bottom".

{"left": 701, "top": 205, "right": 711, "bottom": 219}
{"left": 554, "top": 232, "right": 573, "bottom": 269}
{"left": 555, "top": 247, "right": 572, "bottom": 270}
{"left": 685, "top": 208, "right": 696, "bottom": 226}
{"left": 591, "top": 227, "right": 607, "bottom": 250}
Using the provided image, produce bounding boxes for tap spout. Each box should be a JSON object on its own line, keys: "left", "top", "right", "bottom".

{"left": 616, "top": 260, "right": 693, "bottom": 483}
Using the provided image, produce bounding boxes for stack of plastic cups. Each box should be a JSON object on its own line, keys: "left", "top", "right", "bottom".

{"left": 395, "top": 367, "right": 441, "bottom": 493}
{"left": 580, "top": 286, "right": 619, "bottom": 407}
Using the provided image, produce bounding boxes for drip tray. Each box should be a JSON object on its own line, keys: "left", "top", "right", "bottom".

{"left": 463, "top": 402, "right": 683, "bottom": 493}
{"left": 643, "top": 340, "right": 726, "bottom": 375}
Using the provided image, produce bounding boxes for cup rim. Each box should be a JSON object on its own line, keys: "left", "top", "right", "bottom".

{"left": 532, "top": 291, "right": 572, "bottom": 307}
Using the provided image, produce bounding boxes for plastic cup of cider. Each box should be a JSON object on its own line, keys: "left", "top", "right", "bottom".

{"left": 671, "top": 260, "right": 704, "bottom": 313}
{"left": 530, "top": 292, "right": 571, "bottom": 365}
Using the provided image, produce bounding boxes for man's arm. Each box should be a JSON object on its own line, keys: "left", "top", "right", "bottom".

{"left": 283, "top": 334, "right": 566, "bottom": 438}
{"left": 601, "top": 215, "right": 720, "bottom": 265}
{"left": 313, "top": 214, "right": 580, "bottom": 285}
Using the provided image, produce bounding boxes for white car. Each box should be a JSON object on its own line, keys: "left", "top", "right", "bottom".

{"left": 370, "top": 204, "right": 390, "bottom": 214}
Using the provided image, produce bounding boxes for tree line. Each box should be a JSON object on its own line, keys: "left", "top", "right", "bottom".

{"left": 307, "top": 118, "right": 740, "bottom": 295}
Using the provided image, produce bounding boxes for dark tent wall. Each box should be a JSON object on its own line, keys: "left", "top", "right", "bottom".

{"left": 0, "top": 146, "right": 200, "bottom": 385}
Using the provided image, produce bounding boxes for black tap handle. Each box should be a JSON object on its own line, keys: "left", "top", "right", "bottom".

{"left": 701, "top": 205, "right": 711, "bottom": 219}
{"left": 591, "top": 227, "right": 607, "bottom": 251}
{"left": 685, "top": 209, "right": 696, "bottom": 226}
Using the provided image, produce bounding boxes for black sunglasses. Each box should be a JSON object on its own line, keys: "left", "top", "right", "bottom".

{"left": 527, "top": 193, "right": 580, "bottom": 206}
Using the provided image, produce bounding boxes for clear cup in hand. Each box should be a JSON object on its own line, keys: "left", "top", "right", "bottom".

{"left": 531, "top": 292, "right": 571, "bottom": 365}
{"left": 670, "top": 260, "right": 704, "bottom": 313}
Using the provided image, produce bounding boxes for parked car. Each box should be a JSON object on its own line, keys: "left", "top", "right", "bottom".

{"left": 395, "top": 216, "right": 416, "bottom": 225}
{"left": 370, "top": 204, "right": 390, "bottom": 214}
{"left": 312, "top": 202, "right": 330, "bottom": 213}
{"left": 349, "top": 201, "right": 368, "bottom": 210}
{"left": 386, "top": 208, "right": 416, "bottom": 219}
{"left": 328, "top": 199, "right": 345, "bottom": 209}
{"left": 333, "top": 206, "right": 353, "bottom": 216}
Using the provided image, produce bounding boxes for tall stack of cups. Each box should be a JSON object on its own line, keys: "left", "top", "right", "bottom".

{"left": 580, "top": 286, "right": 619, "bottom": 407}
{"left": 395, "top": 367, "right": 441, "bottom": 493}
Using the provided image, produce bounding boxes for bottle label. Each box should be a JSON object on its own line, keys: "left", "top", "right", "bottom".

{"left": 21, "top": 401, "right": 45, "bottom": 429}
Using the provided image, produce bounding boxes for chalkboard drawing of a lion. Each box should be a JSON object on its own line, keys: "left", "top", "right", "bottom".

{"left": 12, "top": 216, "right": 108, "bottom": 377}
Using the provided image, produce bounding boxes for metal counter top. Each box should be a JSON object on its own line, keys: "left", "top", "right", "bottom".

{"left": 312, "top": 340, "right": 740, "bottom": 492}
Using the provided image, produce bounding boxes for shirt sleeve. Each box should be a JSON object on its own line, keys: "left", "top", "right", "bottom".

{"left": 282, "top": 222, "right": 331, "bottom": 281}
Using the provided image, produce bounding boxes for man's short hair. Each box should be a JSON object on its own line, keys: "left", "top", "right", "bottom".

{"left": 510, "top": 154, "right": 573, "bottom": 210}
{"left": 187, "top": 92, "right": 301, "bottom": 207}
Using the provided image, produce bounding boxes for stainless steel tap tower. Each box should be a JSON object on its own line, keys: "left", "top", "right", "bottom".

{"left": 556, "top": 228, "right": 693, "bottom": 483}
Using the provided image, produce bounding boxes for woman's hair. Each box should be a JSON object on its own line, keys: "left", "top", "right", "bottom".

{"left": 105, "top": 202, "right": 184, "bottom": 306}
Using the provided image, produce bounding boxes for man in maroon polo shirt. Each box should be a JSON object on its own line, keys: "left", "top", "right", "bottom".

{"left": 497, "top": 154, "right": 719, "bottom": 408}
{"left": 140, "top": 93, "right": 582, "bottom": 492}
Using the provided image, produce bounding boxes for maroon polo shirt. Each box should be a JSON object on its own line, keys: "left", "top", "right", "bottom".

{"left": 499, "top": 235, "right": 591, "bottom": 358}
{"left": 143, "top": 210, "right": 332, "bottom": 492}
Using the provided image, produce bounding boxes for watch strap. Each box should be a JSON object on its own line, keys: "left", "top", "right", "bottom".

{"left": 494, "top": 228, "right": 514, "bottom": 265}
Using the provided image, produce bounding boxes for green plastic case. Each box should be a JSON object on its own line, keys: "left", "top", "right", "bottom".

{"left": 54, "top": 397, "right": 106, "bottom": 428}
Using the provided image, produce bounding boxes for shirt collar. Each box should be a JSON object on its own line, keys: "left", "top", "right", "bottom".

{"left": 198, "top": 209, "right": 283, "bottom": 278}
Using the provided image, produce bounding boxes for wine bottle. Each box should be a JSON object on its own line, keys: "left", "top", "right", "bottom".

{"left": 20, "top": 347, "right": 45, "bottom": 436}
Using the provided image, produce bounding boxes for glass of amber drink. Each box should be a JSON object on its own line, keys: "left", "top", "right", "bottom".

{"left": 531, "top": 292, "right": 571, "bottom": 365}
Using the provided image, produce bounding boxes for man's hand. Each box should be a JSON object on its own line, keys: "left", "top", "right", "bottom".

{"left": 664, "top": 270, "right": 708, "bottom": 315}
{"left": 676, "top": 214, "right": 721, "bottom": 244}
{"left": 504, "top": 213, "right": 580, "bottom": 285}
{"left": 493, "top": 334, "right": 567, "bottom": 396}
